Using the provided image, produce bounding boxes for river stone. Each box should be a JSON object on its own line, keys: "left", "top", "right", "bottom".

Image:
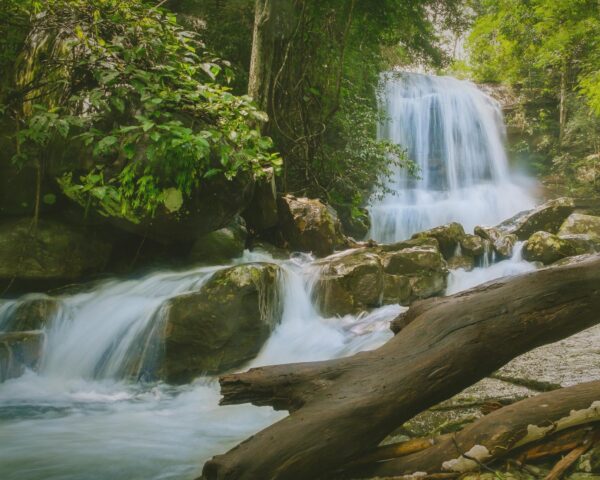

{"left": 242, "top": 167, "right": 279, "bottom": 232}
{"left": 447, "top": 255, "right": 475, "bottom": 271}
{"left": 2, "top": 296, "right": 60, "bottom": 331}
{"left": 277, "top": 195, "right": 346, "bottom": 257}
{"left": 475, "top": 225, "right": 517, "bottom": 258}
{"left": 313, "top": 250, "right": 383, "bottom": 317}
{"left": 382, "top": 245, "right": 446, "bottom": 275}
{"left": 522, "top": 231, "right": 582, "bottom": 264}
{"left": 498, "top": 197, "right": 575, "bottom": 240}
{"left": 460, "top": 234, "right": 485, "bottom": 257}
{"left": 382, "top": 274, "right": 411, "bottom": 304}
{"left": 161, "top": 263, "right": 281, "bottom": 383}
{"left": 313, "top": 239, "right": 448, "bottom": 315}
{"left": 412, "top": 222, "right": 466, "bottom": 258}
{"left": 0, "top": 331, "right": 44, "bottom": 382}
{"left": 0, "top": 218, "right": 111, "bottom": 285}
{"left": 189, "top": 216, "right": 247, "bottom": 264}
{"left": 558, "top": 213, "right": 600, "bottom": 241}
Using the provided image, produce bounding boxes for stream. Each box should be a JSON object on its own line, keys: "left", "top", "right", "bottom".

{"left": 1, "top": 73, "right": 594, "bottom": 480}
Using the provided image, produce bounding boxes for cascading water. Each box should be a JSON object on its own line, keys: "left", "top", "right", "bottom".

{"left": 369, "top": 72, "right": 536, "bottom": 243}
{"left": 0, "top": 252, "right": 401, "bottom": 480}
{"left": 0, "top": 72, "right": 546, "bottom": 480}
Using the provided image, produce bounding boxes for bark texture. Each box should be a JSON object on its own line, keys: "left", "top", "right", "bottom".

{"left": 355, "top": 380, "right": 600, "bottom": 477}
{"left": 202, "top": 255, "right": 600, "bottom": 480}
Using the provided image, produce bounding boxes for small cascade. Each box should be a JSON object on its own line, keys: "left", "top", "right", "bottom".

{"left": 369, "top": 72, "right": 536, "bottom": 242}
{"left": 446, "top": 242, "right": 536, "bottom": 295}
{"left": 0, "top": 252, "right": 402, "bottom": 480}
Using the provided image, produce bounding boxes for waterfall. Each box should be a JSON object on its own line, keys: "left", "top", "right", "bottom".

{"left": 369, "top": 72, "right": 536, "bottom": 243}
{"left": 0, "top": 252, "right": 401, "bottom": 480}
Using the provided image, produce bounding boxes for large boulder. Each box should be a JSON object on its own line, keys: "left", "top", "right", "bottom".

{"left": 498, "top": 197, "right": 576, "bottom": 240}
{"left": 313, "top": 238, "right": 448, "bottom": 316}
{"left": 558, "top": 213, "right": 600, "bottom": 241}
{"left": 0, "top": 331, "right": 44, "bottom": 382}
{"left": 160, "top": 263, "right": 281, "bottom": 383}
{"left": 242, "top": 167, "right": 279, "bottom": 232}
{"left": 522, "top": 231, "right": 586, "bottom": 265}
{"left": 0, "top": 218, "right": 112, "bottom": 287}
{"left": 277, "top": 195, "right": 346, "bottom": 257}
{"left": 189, "top": 216, "right": 247, "bottom": 264}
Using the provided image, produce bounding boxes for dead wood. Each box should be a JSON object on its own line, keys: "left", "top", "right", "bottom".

{"left": 202, "top": 255, "right": 600, "bottom": 480}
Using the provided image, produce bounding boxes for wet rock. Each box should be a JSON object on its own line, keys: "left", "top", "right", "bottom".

{"left": 313, "top": 250, "right": 383, "bottom": 316}
{"left": 460, "top": 234, "right": 485, "bottom": 257}
{"left": 189, "top": 216, "right": 247, "bottom": 264}
{"left": 558, "top": 213, "right": 600, "bottom": 241}
{"left": 0, "top": 331, "right": 44, "bottom": 382}
{"left": 313, "top": 238, "right": 448, "bottom": 316}
{"left": 412, "top": 222, "right": 466, "bottom": 258}
{"left": 498, "top": 197, "right": 576, "bottom": 240}
{"left": 475, "top": 225, "right": 517, "bottom": 258}
{"left": 242, "top": 167, "right": 278, "bottom": 232}
{"left": 2, "top": 296, "right": 60, "bottom": 331}
{"left": 382, "top": 274, "right": 411, "bottom": 305}
{"left": 0, "top": 218, "right": 112, "bottom": 286}
{"left": 522, "top": 231, "right": 582, "bottom": 265}
{"left": 277, "top": 195, "right": 346, "bottom": 257}
{"left": 447, "top": 255, "right": 475, "bottom": 271}
{"left": 161, "top": 263, "right": 281, "bottom": 383}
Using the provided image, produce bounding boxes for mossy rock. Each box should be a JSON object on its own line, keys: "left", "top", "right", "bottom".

{"left": 522, "top": 231, "right": 583, "bottom": 264}
{"left": 314, "top": 250, "right": 383, "bottom": 316}
{"left": 0, "top": 331, "right": 44, "bottom": 382}
{"left": 499, "top": 197, "right": 575, "bottom": 240}
{"left": 1, "top": 295, "right": 61, "bottom": 331}
{"left": 189, "top": 216, "right": 247, "bottom": 264}
{"left": 558, "top": 213, "right": 600, "bottom": 241}
{"left": 277, "top": 194, "right": 347, "bottom": 257}
{"left": 412, "top": 222, "right": 466, "bottom": 258}
{"left": 460, "top": 234, "right": 485, "bottom": 257}
{"left": 160, "top": 263, "right": 281, "bottom": 383}
{"left": 0, "top": 218, "right": 112, "bottom": 287}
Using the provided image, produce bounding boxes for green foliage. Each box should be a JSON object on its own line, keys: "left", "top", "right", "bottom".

{"left": 466, "top": 0, "right": 600, "bottom": 190}
{"left": 2, "top": 0, "right": 280, "bottom": 221}
{"left": 184, "top": 0, "right": 463, "bottom": 211}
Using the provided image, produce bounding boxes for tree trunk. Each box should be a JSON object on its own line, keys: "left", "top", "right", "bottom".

{"left": 201, "top": 255, "right": 600, "bottom": 480}
{"left": 248, "top": 0, "right": 274, "bottom": 112}
{"left": 559, "top": 60, "right": 568, "bottom": 144}
{"left": 351, "top": 380, "right": 600, "bottom": 478}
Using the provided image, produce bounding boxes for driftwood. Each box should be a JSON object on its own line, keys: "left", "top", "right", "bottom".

{"left": 352, "top": 380, "right": 600, "bottom": 478}
{"left": 202, "top": 255, "right": 600, "bottom": 480}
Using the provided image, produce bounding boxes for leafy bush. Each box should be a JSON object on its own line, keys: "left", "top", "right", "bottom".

{"left": 2, "top": 0, "right": 280, "bottom": 222}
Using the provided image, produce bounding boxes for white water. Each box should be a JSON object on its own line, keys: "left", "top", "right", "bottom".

{"left": 0, "top": 252, "right": 402, "bottom": 480}
{"left": 369, "top": 72, "right": 536, "bottom": 242}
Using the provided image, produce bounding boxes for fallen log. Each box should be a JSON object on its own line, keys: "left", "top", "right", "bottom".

{"left": 202, "top": 255, "right": 600, "bottom": 480}
{"left": 352, "top": 380, "right": 600, "bottom": 478}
